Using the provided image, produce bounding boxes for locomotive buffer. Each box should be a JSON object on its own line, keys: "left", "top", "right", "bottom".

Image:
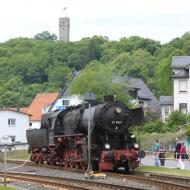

{"left": 84, "top": 93, "right": 106, "bottom": 179}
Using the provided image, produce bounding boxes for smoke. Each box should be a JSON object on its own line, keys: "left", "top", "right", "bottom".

{"left": 69, "top": 95, "right": 83, "bottom": 106}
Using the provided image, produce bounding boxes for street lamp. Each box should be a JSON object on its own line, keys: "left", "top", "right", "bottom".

{"left": 0, "top": 136, "right": 12, "bottom": 187}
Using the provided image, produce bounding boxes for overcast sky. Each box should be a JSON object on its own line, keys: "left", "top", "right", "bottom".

{"left": 0, "top": 0, "right": 190, "bottom": 44}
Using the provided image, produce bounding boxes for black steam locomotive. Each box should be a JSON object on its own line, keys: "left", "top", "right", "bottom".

{"left": 26, "top": 96, "right": 144, "bottom": 172}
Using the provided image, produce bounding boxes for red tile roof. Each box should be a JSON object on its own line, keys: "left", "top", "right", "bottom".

{"left": 27, "top": 93, "right": 58, "bottom": 121}
{"left": 0, "top": 107, "right": 30, "bottom": 115}
{"left": 19, "top": 107, "right": 29, "bottom": 113}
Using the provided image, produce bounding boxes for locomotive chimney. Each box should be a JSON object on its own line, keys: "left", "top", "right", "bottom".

{"left": 84, "top": 93, "right": 96, "bottom": 104}
{"left": 104, "top": 95, "right": 114, "bottom": 102}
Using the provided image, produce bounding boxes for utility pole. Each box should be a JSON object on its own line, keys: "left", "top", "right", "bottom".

{"left": 85, "top": 103, "right": 93, "bottom": 176}
{"left": 84, "top": 93, "right": 106, "bottom": 179}
{"left": 84, "top": 93, "right": 95, "bottom": 178}
{"left": 4, "top": 143, "right": 7, "bottom": 188}
{"left": 0, "top": 136, "right": 11, "bottom": 187}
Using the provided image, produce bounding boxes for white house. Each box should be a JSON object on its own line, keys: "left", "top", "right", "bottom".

{"left": 160, "top": 56, "right": 190, "bottom": 122}
{"left": 159, "top": 96, "right": 173, "bottom": 123}
{"left": 0, "top": 109, "right": 30, "bottom": 143}
{"left": 172, "top": 56, "right": 190, "bottom": 113}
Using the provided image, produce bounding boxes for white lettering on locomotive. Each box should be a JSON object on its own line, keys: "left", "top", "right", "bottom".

{"left": 112, "top": 121, "right": 122, "bottom": 124}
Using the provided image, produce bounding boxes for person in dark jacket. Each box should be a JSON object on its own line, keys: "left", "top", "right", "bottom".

{"left": 175, "top": 138, "right": 181, "bottom": 159}
{"left": 159, "top": 143, "right": 166, "bottom": 166}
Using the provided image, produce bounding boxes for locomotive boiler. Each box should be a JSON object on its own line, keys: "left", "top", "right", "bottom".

{"left": 26, "top": 96, "right": 144, "bottom": 172}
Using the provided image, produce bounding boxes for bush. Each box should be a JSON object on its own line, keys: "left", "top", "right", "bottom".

{"left": 140, "top": 110, "right": 190, "bottom": 134}
{"left": 140, "top": 132, "right": 179, "bottom": 151}
{"left": 141, "top": 120, "right": 163, "bottom": 133}
{"left": 184, "top": 125, "right": 190, "bottom": 141}
{"left": 144, "top": 109, "right": 160, "bottom": 122}
{"left": 164, "top": 111, "right": 190, "bottom": 132}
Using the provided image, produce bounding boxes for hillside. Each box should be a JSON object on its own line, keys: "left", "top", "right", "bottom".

{"left": 0, "top": 31, "right": 190, "bottom": 107}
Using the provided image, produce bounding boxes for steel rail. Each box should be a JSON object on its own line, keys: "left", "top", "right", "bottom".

{"left": 106, "top": 172, "right": 190, "bottom": 190}
{"left": 1, "top": 159, "right": 190, "bottom": 190}
{"left": 135, "top": 171, "right": 190, "bottom": 186}
{"left": 0, "top": 172, "right": 146, "bottom": 190}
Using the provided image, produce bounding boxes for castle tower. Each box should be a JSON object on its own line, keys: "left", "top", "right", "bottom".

{"left": 59, "top": 17, "right": 70, "bottom": 42}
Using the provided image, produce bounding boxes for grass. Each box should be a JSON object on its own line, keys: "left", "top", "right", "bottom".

{"left": 136, "top": 165, "right": 190, "bottom": 177}
{"left": 0, "top": 150, "right": 29, "bottom": 160}
{"left": 0, "top": 186, "right": 18, "bottom": 190}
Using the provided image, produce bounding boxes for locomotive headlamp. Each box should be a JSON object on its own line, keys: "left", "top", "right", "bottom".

{"left": 115, "top": 107, "right": 121, "bottom": 113}
{"left": 134, "top": 144, "right": 139, "bottom": 149}
{"left": 105, "top": 143, "right": 110, "bottom": 150}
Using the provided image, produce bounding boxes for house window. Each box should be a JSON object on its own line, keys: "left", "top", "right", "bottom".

{"left": 179, "top": 103, "right": 187, "bottom": 114}
{"left": 62, "top": 100, "right": 69, "bottom": 106}
{"left": 165, "top": 106, "right": 169, "bottom": 117}
{"left": 9, "top": 136, "right": 15, "bottom": 143}
{"left": 179, "top": 80, "right": 187, "bottom": 92}
{"left": 29, "top": 123, "right": 32, "bottom": 126}
{"left": 8, "top": 118, "right": 16, "bottom": 127}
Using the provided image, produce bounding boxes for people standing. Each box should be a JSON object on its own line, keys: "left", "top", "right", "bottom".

{"left": 175, "top": 138, "right": 181, "bottom": 159}
{"left": 159, "top": 143, "right": 166, "bottom": 166}
{"left": 179, "top": 141, "right": 187, "bottom": 169}
{"left": 153, "top": 140, "right": 160, "bottom": 166}
{"left": 174, "top": 138, "right": 181, "bottom": 169}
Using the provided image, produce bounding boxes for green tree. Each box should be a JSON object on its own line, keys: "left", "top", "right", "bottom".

{"left": 141, "top": 120, "right": 163, "bottom": 133}
{"left": 3, "top": 53, "right": 49, "bottom": 84}
{"left": 87, "top": 36, "right": 105, "bottom": 61}
{"left": 70, "top": 61, "right": 130, "bottom": 104}
{"left": 155, "top": 49, "right": 186, "bottom": 96}
{"left": 184, "top": 126, "right": 190, "bottom": 141}
{"left": 164, "top": 111, "right": 190, "bottom": 132}
{"left": 2, "top": 32, "right": 190, "bottom": 109}
{"left": 113, "top": 49, "right": 158, "bottom": 89}
{"left": 169, "top": 37, "right": 183, "bottom": 49}
{"left": 47, "top": 65, "right": 72, "bottom": 87}
{"left": 0, "top": 76, "right": 25, "bottom": 107}
{"left": 117, "top": 36, "right": 160, "bottom": 55}
{"left": 100, "top": 49, "right": 117, "bottom": 63}
{"left": 34, "top": 31, "right": 57, "bottom": 41}
{"left": 155, "top": 57, "right": 172, "bottom": 96}
{"left": 67, "top": 52, "right": 87, "bottom": 70}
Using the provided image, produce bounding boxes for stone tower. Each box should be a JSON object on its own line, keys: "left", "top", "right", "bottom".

{"left": 59, "top": 17, "right": 70, "bottom": 42}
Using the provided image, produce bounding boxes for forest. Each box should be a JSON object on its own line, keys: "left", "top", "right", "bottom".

{"left": 0, "top": 31, "right": 190, "bottom": 108}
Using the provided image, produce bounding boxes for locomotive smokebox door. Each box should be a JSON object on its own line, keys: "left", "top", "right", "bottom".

{"left": 104, "top": 95, "right": 114, "bottom": 102}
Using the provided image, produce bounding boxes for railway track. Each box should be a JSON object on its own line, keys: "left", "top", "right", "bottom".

{"left": 1, "top": 159, "right": 190, "bottom": 190}
{"left": 135, "top": 171, "right": 190, "bottom": 186}
{"left": 0, "top": 171, "right": 146, "bottom": 190}
{"left": 107, "top": 172, "right": 190, "bottom": 190}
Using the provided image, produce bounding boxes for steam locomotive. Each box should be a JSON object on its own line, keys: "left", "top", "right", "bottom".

{"left": 26, "top": 96, "right": 144, "bottom": 172}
